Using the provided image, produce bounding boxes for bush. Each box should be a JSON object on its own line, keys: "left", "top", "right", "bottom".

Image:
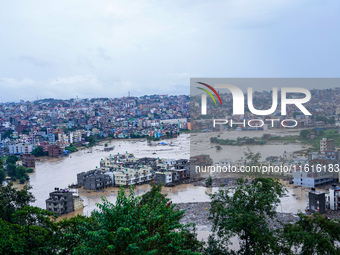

{"left": 205, "top": 177, "right": 213, "bottom": 187}
{"left": 26, "top": 168, "right": 34, "bottom": 173}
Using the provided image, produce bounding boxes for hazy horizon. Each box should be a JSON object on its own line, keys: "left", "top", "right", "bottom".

{"left": 1, "top": 0, "right": 340, "bottom": 102}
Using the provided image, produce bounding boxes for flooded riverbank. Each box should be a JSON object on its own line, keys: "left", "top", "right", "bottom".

{"left": 28, "top": 134, "right": 189, "bottom": 209}
{"left": 13, "top": 131, "right": 309, "bottom": 223}
{"left": 191, "top": 129, "right": 310, "bottom": 163}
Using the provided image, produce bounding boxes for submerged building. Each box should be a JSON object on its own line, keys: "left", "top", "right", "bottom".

{"left": 293, "top": 169, "right": 335, "bottom": 188}
{"left": 45, "top": 188, "right": 83, "bottom": 216}
{"left": 77, "top": 170, "right": 113, "bottom": 190}
{"left": 78, "top": 152, "right": 190, "bottom": 189}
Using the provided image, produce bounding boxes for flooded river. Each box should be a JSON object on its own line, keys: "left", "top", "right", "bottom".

{"left": 29, "top": 134, "right": 190, "bottom": 210}
{"left": 191, "top": 129, "right": 309, "bottom": 162}
{"left": 22, "top": 132, "right": 308, "bottom": 223}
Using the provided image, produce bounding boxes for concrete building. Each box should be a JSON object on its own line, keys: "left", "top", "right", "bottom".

{"left": 328, "top": 184, "right": 340, "bottom": 210}
{"left": 320, "top": 138, "right": 335, "bottom": 154}
{"left": 70, "top": 131, "right": 82, "bottom": 144}
{"left": 308, "top": 189, "right": 326, "bottom": 214}
{"left": 8, "top": 143, "right": 33, "bottom": 155}
{"left": 45, "top": 188, "right": 74, "bottom": 216}
{"left": 48, "top": 144, "right": 63, "bottom": 157}
{"left": 113, "top": 167, "right": 153, "bottom": 186}
{"left": 154, "top": 171, "right": 172, "bottom": 185}
{"left": 77, "top": 170, "right": 113, "bottom": 190}
{"left": 293, "top": 170, "right": 334, "bottom": 188}
{"left": 21, "top": 153, "right": 35, "bottom": 168}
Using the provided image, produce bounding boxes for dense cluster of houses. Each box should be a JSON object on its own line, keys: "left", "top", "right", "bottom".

{"left": 76, "top": 152, "right": 191, "bottom": 189}
{"left": 0, "top": 95, "right": 189, "bottom": 157}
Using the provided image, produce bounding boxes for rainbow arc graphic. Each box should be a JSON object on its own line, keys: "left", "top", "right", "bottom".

{"left": 196, "top": 82, "right": 222, "bottom": 106}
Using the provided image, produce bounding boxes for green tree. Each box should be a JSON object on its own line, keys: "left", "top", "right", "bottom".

{"left": 26, "top": 168, "right": 34, "bottom": 173}
{"left": 8, "top": 206, "right": 57, "bottom": 254}
{"left": 31, "top": 146, "right": 47, "bottom": 157}
{"left": 2, "top": 129, "right": 13, "bottom": 139}
{"left": 7, "top": 163, "right": 17, "bottom": 177}
{"left": 0, "top": 183, "right": 58, "bottom": 254}
{"left": 206, "top": 178, "right": 285, "bottom": 255}
{"left": 300, "top": 129, "right": 310, "bottom": 139}
{"left": 55, "top": 215, "right": 99, "bottom": 254}
{"left": 0, "top": 159, "right": 5, "bottom": 185}
{"left": 0, "top": 182, "right": 35, "bottom": 223}
{"left": 0, "top": 206, "right": 57, "bottom": 254}
{"left": 0, "top": 169, "right": 5, "bottom": 185}
{"left": 16, "top": 166, "right": 28, "bottom": 181}
{"left": 6, "top": 155, "right": 19, "bottom": 165}
{"left": 244, "top": 149, "right": 261, "bottom": 166}
{"left": 244, "top": 149, "right": 262, "bottom": 178}
{"left": 281, "top": 213, "right": 340, "bottom": 254}
{"left": 205, "top": 176, "right": 213, "bottom": 187}
{"left": 86, "top": 136, "right": 96, "bottom": 146}
{"left": 73, "top": 186, "right": 203, "bottom": 254}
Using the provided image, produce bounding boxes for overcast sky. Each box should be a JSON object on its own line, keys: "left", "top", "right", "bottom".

{"left": 1, "top": 0, "right": 340, "bottom": 102}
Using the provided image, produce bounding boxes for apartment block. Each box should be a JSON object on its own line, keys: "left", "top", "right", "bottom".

{"left": 45, "top": 188, "right": 74, "bottom": 216}
{"left": 320, "top": 138, "right": 335, "bottom": 154}
{"left": 21, "top": 153, "right": 35, "bottom": 168}
{"left": 77, "top": 170, "right": 113, "bottom": 190}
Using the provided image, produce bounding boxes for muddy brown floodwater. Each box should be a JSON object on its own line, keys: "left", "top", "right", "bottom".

{"left": 17, "top": 132, "right": 311, "bottom": 241}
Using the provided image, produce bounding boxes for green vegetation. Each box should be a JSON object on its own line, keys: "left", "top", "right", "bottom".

{"left": 205, "top": 178, "right": 340, "bottom": 254}
{"left": 205, "top": 176, "right": 213, "bottom": 187}
{"left": 0, "top": 160, "right": 5, "bottom": 185}
{"left": 2, "top": 129, "right": 13, "bottom": 139}
{"left": 6, "top": 164, "right": 30, "bottom": 183}
{"left": 179, "top": 128, "right": 190, "bottom": 134}
{"left": 31, "top": 146, "right": 48, "bottom": 157}
{"left": 206, "top": 178, "right": 285, "bottom": 254}
{"left": 26, "top": 168, "right": 34, "bottom": 173}
{"left": 6, "top": 155, "right": 19, "bottom": 165}
{"left": 212, "top": 129, "right": 340, "bottom": 152}
{"left": 210, "top": 136, "right": 266, "bottom": 146}
{"left": 85, "top": 135, "right": 96, "bottom": 146}
{"left": 147, "top": 136, "right": 160, "bottom": 141}
{"left": 82, "top": 185, "right": 203, "bottom": 254}
{"left": 1, "top": 177, "right": 340, "bottom": 254}
{"left": 282, "top": 213, "right": 340, "bottom": 254}
{"left": 315, "top": 116, "right": 335, "bottom": 124}
{"left": 65, "top": 145, "right": 77, "bottom": 153}
{"left": 266, "top": 129, "right": 340, "bottom": 151}
{"left": 4, "top": 157, "right": 32, "bottom": 183}
{"left": 215, "top": 145, "right": 222, "bottom": 150}
{"left": 299, "top": 129, "right": 340, "bottom": 150}
{"left": 0, "top": 183, "right": 203, "bottom": 254}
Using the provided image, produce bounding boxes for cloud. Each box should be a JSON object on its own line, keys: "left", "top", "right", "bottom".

{"left": 96, "top": 47, "right": 112, "bottom": 61}
{"left": 14, "top": 55, "right": 51, "bottom": 67}
{"left": 0, "top": 0, "right": 340, "bottom": 102}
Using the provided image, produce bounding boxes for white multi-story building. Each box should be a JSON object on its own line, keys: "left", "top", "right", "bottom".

{"left": 113, "top": 167, "right": 152, "bottom": 186}
{"left": 320, "top": 138, "right": 335, "bottom": 154}
{"left": 8, "top": 143, "right": 33, "bottom": 155}
{"left": 70, "top": 131, "right": 82, "bottom": 144}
